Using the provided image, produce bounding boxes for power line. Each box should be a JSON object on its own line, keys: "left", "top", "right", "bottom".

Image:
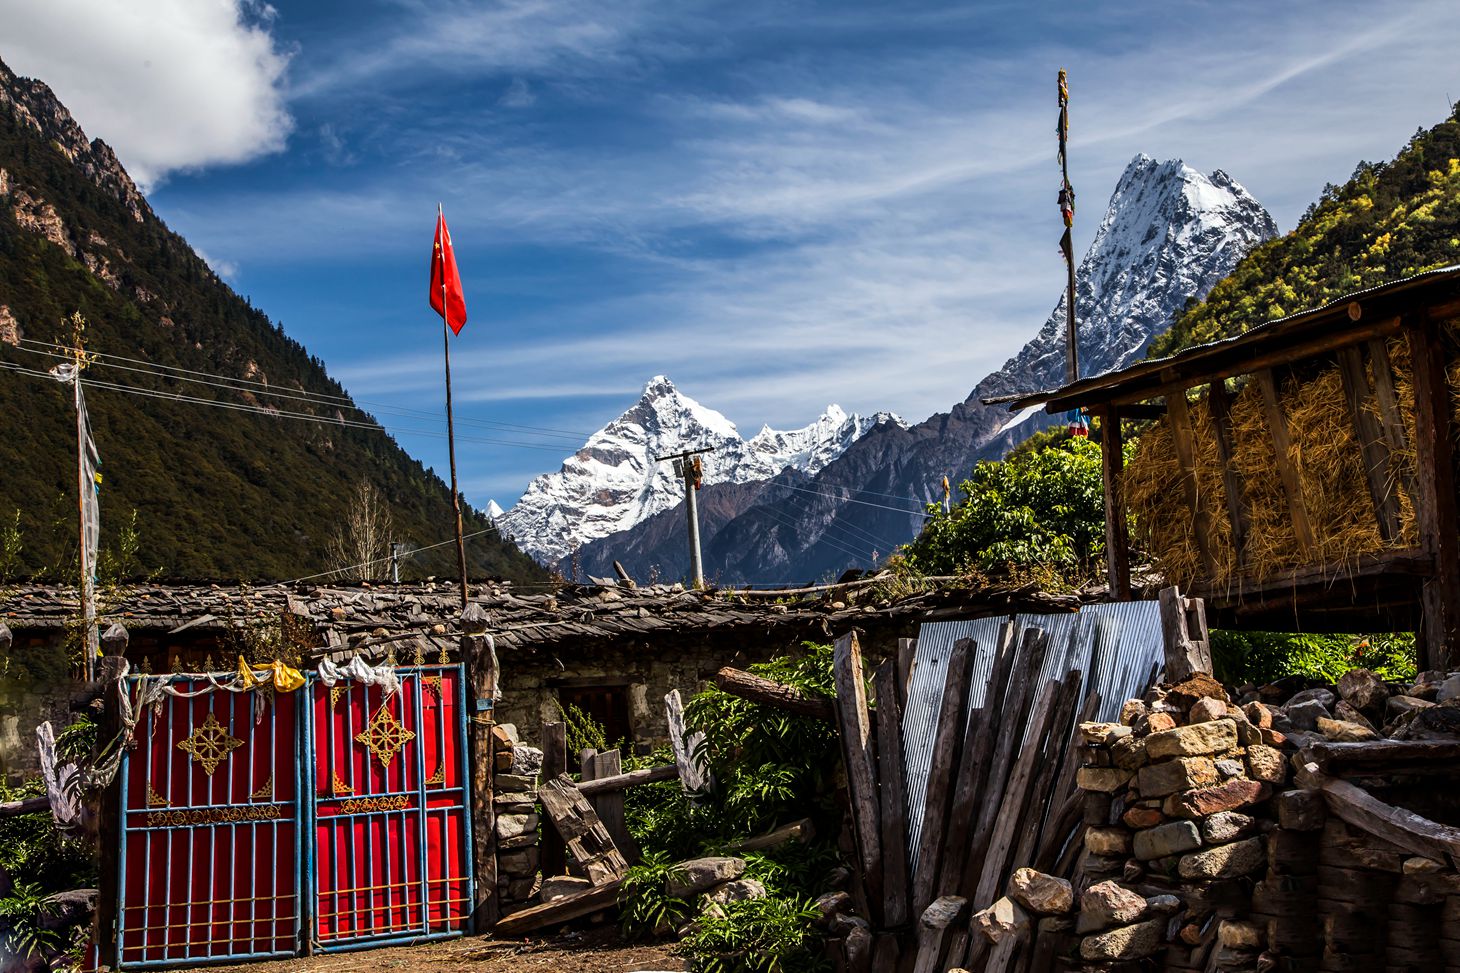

{"left": 772, "top": 480, "right": 930, "bottom": 516}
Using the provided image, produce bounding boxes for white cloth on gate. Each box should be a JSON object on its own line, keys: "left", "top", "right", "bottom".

{"left": 316, "top": 656, "right": 401, "bottom": 698}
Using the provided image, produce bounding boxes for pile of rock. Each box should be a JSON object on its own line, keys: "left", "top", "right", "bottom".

{"left": 495, "top": 770, "right": 542, "bottom": 913}
{"left": 662, "top": 857, "right": 767, "bottom": 934}
{"left": 1236, "top": 666, "right": 1460, "bottom": 745}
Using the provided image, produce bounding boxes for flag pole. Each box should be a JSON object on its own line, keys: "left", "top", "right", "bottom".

{"left": 1058, "top": 69, "right": 1079, "bottom": 384}
{"left": 72, "top": 323, "right": 97, "bottom": 677}
{"left": 439, "top": 203, "right": 470, "bottom": 609}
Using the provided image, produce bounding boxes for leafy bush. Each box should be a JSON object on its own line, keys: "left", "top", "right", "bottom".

{"left": 620, "top": 853, "right": 695, "bottom": 940}
{"left": 680, "top": 896, "right": 830, "bottom": 973}
{"left": 0, "top": 881, "right": 59, "bottom": 961}
{"left": 901, "top": 434, "right": 1107, "bottom": 584}
{"left": 557, "top": 700, "right": 610, "bottom": 759}
{"left": 1211, "top": 629, "right": 1417, "bottom": 686}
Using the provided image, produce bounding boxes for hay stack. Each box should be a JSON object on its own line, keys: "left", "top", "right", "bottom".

{"left": 1122, "top": 326, "right": 1460, "bottom": 590}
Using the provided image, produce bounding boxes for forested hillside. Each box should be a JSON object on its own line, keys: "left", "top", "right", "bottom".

{"left": 1154, "top": 109, "right": 1460, "bottom": 355}
{"left": 0, "top": 57, "right": 545, "bottom": 582}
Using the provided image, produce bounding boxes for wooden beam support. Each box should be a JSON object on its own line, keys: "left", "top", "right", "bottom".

{"left": 1164, "top": 391, "right": 1220, "bottom": 579}
{"left": 1159, "top": 586, "right": 1212, "bottom": 681}
{"left": 1256, "top": 368, "right": 1318, "bottom": 556}
{"left": 584, "top": 749, "right": 636, "bottom": 863}
{"left": 539, "top": 721, "right": 568, "bottom": 878}
{"left": 1406, "top": 315, "right": 1460, "bottom": 670}
{"left": 1366, "top": 337, "right": 1419, "bottom": 511}
{"left": 833, "top": 630, "right": 884, "bottom": 923}
{"left": 872, "top": 660, "right": 911, "bottom": 932}
{"left": 1338, "top": 345, "right": 1403, "bottom": 542}
{"left": 1208, "top": 378, "right": 1250, "bottom": 568}
{"left": 714, "top": 667, "right": 835, "bottom": 721}
{"left": 576, "top": 763, "right": 678, "bottom": 797}
{"left": 1094, "top": 407, "right": 1132, "bottom": 599}
{"left": 911, "top": 636, "right": 977, "bottom": 918}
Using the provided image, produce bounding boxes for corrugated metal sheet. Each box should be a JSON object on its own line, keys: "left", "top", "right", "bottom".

{"left": 901, "top": 601, "right": 1164, "bottom": 872}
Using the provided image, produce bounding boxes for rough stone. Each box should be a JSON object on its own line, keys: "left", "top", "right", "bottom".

{"left": 1287, "top": 687, "right": 1335, "bottom": 708}
{"left": 1111, "top": 735, "right": 1148, "bottom": 771}
{"left": 498, "top": 833, "right": 539, "bottom": 850}
{"left": 512, "top": 745, "right": 544, "bottom": 775}
{"left": 1236, "top": 720, "right": 1263, "bottom": 747}
{"left": 1133, "top": 821, "right": 1202, "bottom": 861}
{"left": 1141, "top": 712, "right": 1178, "bottom": 734}
{"left": 540, "top": 875, "right": 591, "bottom": 901}
{"left": 1145, "top": 894, "right": 1181, "bottom": 914}
{"left": 1077, "top": 767, "right": 1134, "bottom": 793}
{"left": 1007, "top": 867, "right": 1074, "bottom": 915}
{"left": 1165, "top": 778, "right": 1271, "bottom": 818}
{"left": 1178, "top": 837, "right": 1265, "bottom": 879}
{"left": 1202, "top": 811, "right": 1257, "bottom": 843}
{"left": 1438, "top": 674, "right": 1460, "bottom": 703}
{"left": 1188, "top": 697, "right": 1228, "bottom": 724}
{"left": 495, "top": 773, "right": 539, "bottom": 792}
{"left": 1218, "top": 919, "right": 1263, "bottom": 949}
{"left": 1137, "top": 755, "right": 1218, "bottom": 797}
{"left": 1077, "top": 880, "right": 1148, "bottom": 933}
{"left": 973, "top": 896, "right": 1028, "bottom": 944}
{"left": 1286, "top": 698, "right": 1330, "bottom": 730}
{"left": 1145, "top": 719, "right": 1238, "bottom": 760}
{"left": 1168, "top": 673, "right": 1229, "bottom": 708}
{"left": 496, "top": 812, "right": 539, "bottom": 840}
{"left": 1338, "top": 668, "right": 1389, "bottom": 713}
{"left": 1079, "top": 722, "right": 1133, "bottom": 745}
{"left": 812, "top": 890, "right": 852, "bottom": 926}
{"left": 1122, "top": 806, "right": 1166, "bottom": 830}
{"left": 1120, "top": 699, "right": 1148, "bottom": 726}
{"left": 668, "top": 857, "right": 745, "bottom": 898}
{"left": 1332, "top": 699, "right": 1376, "bottom": 730}
{"left": 1258, "top": 727, "right": 1288, "bottom": 748}
{"left": 1316, "top": 717, "right": 1379, "bottom": 742}
{"left": 1387, "top": 695, "right": 1434, "bottom": 719}
{"left": 1214, "top": 758, "right": 1246, "bottom": 778}
{"left": 1085, "top": 827, "right": 1132, "bottom": 857}
{"left": 498, "top": 847, "right": 539, "bottom": 875}
{"left": 1079, "top": 919, "right": 1166, "bottom": 962}
{"left": 704, "top": 878, "right": 767, "bottom": 905}
{"left": 1243, "top": 701, "right": 1274, "bottom": 728}
{"left": 1276, "top": 789, "right": 1326, "bottom": 831}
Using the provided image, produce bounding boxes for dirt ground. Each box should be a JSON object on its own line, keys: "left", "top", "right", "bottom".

{"left": 181, "top": 928, "right": 687, "bottom": 973}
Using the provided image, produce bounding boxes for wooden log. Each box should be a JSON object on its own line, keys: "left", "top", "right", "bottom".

{"left": 911, "top": 636, "right": 977, "bottom": 917}
{"left": 1208, "top": 378, "right": 1250, "bottom": 567}
{"left": 666, "top": 689, "right": 713, "bottom": 794}
{"left": 873, "top": 660, "right": 911, "bottom": 932}
{"left": 911, "top": 896, "right": 968, "bottom": 973}
{"left": 611, "top": 560, "right": 636, "bottom": 589}
{"left": 1304, "top": 762, "right": 1460, "bottom": 868}
{"left": 1094, "top": 406, "right": 1132, "bottom": 599}
{"left": 1366, "top": 337, "right": 1419, "bottom": 510}
{"left": 714, "top": 667, "right": 836, "bottom": 720}
{"left": 833, "top": 630, "right": 884, "bottom": 924}
{"left": 1165, "top": 389, "right": 1220, "bottom": 579}
{"left": 1159, "top": 586, "right": 1212, "bottom": 681}
{"left": 492, "top": 876, "right": 624, "bottom": 937}
{"left": 538, "top": 773, "right": 629, "bottom": 885}
{"left": 1302, "top": 740, "right": 1460, "bottom": 773}
{"left": 937, "top": 621, "right": 1019, "bottom": 899}
{"left": 0, "top": 795, "right": 50, "bottom": 818}
{"left": 725, "top": 818, "right": 815, "bottom": 854}
{"left": 1256, "top": 367, "right": 1318, "bottom": 556}
{"left": 1339, "top": 345, "right": 1403, "bottom": 542}
{"left": 576, "top": 763, "right": 678, "bottom": 796}
{"left": 896, "top": 637, "right": 917, "bottom": 709}
{"left": 539, "top": 721, "right": 568, "bottom": 877}
{"left": 586, "top": 749, "right": 636, "bottom": 863}
{"left": 1406, "top": 314, "right": 1460, "bottom": 670}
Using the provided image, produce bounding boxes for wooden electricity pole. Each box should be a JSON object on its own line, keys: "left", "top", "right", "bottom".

{"left": 655, "top": 446, "right": 714, "bottom": 588}
{"left": 1057, "top": 69, "right": 1079, "bottom": 384}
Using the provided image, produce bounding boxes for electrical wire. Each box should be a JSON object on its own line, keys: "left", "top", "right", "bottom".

{"left": 771, "top": 480, "right": 930, "bottom": 516}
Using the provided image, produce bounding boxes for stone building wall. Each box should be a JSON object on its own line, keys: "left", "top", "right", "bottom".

{"left": 0, "top": 629, "right": 77, "bottom": 779}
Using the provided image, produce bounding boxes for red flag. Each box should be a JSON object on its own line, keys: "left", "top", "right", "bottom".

{"left": 429, "top": 209, "right": 467, "bottom": 334}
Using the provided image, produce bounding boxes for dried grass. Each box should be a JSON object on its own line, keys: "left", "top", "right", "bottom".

{"left": 1124, "top": 323, "right": 1459, "bottom": 589}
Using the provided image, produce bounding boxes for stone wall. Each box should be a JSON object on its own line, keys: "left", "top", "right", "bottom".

{"left": 0, "top": 629, "right": 77, "bottom": 779}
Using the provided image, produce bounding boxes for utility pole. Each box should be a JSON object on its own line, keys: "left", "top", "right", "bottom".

{"left": 655, "top": 446, "right": 715, "bottom": 588}
{"left": 1057, "top": 68, "right": 1079, "bottom": 384}
{"left": 390, "top": 542, "right": 405, "bottom": 583}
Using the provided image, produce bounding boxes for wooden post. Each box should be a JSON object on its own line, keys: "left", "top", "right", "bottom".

{"left": 1165, "top": 390, "right": 1220, "bottom": 579}
{"left": 540, "top": 721, "right": 568, "bottom": 877}
{"left": 93, "top": 624, "right": 129, "bottom": 964}
{"left": 460, "top": 603, "right": 498, "bottom": 930}
{"left": 872, "top": 660, "right": 910, "bottom": 932}
{"left": 1159, "top": 585, "right": 1212, "bottom": 680}
{"left": 832, "top": 630, "right": 883, "bottom": 924}
{"left": 895, "top": 638, "right": 917, "bottom": 708}
{"left": 1256, "top": 368, "right": 1318, "bottom": 556}
{"left": 1208, "top": 379, "right": 1250, "bottom": 569}
{"left": 1406, "top": 316, "right": 1460, "bottom": 669}
{"left": 1367, "top": 338, "right": 1420, "bottom": 510}
{"left": 586, "top": 749, "right": 637, "bottom": 862}
{"left": 1094, "top": 406, "right": 1132, "bottom": 598}
{"left": 1338, "top": 345, "right": 1403, "bottom": 542}
{"left": 912, "top": 636, "right": 976, "bottom": 917}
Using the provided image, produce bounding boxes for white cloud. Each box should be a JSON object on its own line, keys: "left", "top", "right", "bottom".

{"left": 0, "top": 0, "right": 292, "bottom": 189}
{"left": 193, "top": 247, "right": 239, "bottom": 281}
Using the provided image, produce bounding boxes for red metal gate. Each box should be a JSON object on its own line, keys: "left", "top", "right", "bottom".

{"left": 117, "top": 680, "right": 302, "bottom": 968}
{"left": 306, "top": 666, "right": 473, "bottom": 950}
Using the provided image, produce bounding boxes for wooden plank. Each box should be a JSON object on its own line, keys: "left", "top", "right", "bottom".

{"left": 911, "top": 636, "right": 977, "bottom": 918}
{"left": 937, "top": 621, "right": 1019, "bottom": 899}
{"left": 1256, "top": 368, "right": 1318, "bottom": 556}
{"left": 1159, "top": 586, "right": 1212, "bottom": 681}
{"left": 872, "top": 660, "right": 911, "bottom": 931}
{"left": 587, "top": 749, "right": 637, "bottom": 863}
{"left": 0, "top": 795, "right": 50, "bottom": 818}
{"left": 1008, "top": 671, "right": 1084, "bottom": 880}
{"left": 1165, "top": 389, "right": 1220, "bottom": 578}
{"left": 538, "top": 774, "right": 629, "bottom": 885}
{"left": 539, "top": 722, "right": 568, "bottom": 878}
{"left": 725, "top": 818, "right": 815, "bottom": 854}
{"left": 1095, "top": 406, "right": 1132, "bottom": 598}
{"left": 493, "top": 877, "right": 624, "bottom": 937}
{"left": 896, "top": 637, "right": 917, "bottom": 709}
{"left": 576, "top": 763, "right": 678, "bottom": 796}
{"left": 665, "top": 689, "right": 713, "bottom": 794}
{"left": 1302, "top": 740, "right": 1460, "bottom": 773}
{"left": 1338, "top": 345, "right": 1403, "bottom": 542}
{"left": 713, "top": 667, "right": 835, "bottom": 720}
{"left": 1208, "top": 379, "right": 1250, "bottom": 567}
{"left": 1406, "top": 316, "right": 1460, "bottom": 670}
{"left": 1305, "top": 765, "right": 1460, "bottom": 869}
{"left": 911, "top": 896, "right": 968, "bottom": 973}
{"left": 1366, "top": 337, "right": 1419, "bottom": 510}
{"left": 833, "top": 630, "right": 884, "bottom": 923}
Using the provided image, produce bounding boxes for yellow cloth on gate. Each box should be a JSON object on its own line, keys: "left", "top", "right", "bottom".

{"left": 236, "top": 655, "right": 258, "bottom": 689}
{"left": 236, "top": 656, "right": 304, "bottom": 692}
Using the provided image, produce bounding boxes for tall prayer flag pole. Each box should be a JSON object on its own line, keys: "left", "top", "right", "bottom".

{"left": 1057, "top": 69, "right": 1079, "bottom": 384}
{"left": 430, "top": 204, "right": 470, "bottom": 609}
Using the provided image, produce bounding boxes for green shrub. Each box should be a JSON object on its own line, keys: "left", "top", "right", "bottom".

{"left": 0, "top": 882, "right": 59, "bottom": 960}
{"left": 1211, "top": 630, "right": 1417, "bottom": 686}
{"left": 620, "top": 853, "right": 696, "bottom": 941}
{"left": 679, "top": 896, "right": 830, "bottom": 973}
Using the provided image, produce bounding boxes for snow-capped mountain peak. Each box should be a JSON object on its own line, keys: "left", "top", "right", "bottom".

{"left": 498, "top": 379, "right": 903, "bottom": 563}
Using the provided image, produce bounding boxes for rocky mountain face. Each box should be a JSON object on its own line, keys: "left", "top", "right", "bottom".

{"left": 499, "top": 374, "right": 903, "bottom": 566}
{"left": 0, "top": 57, "right": 544, "bottom": 581}
{"left": 567, "top": 155, "right": 1278, "bottom": 584}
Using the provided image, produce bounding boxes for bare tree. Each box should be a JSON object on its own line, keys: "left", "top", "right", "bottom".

{"left": 326, "top": 480, "right": 395, "bottom": 581}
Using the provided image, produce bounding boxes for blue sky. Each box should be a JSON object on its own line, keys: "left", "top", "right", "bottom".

{"left": 3, "top": 0, "right": 1458, "bottom": 508}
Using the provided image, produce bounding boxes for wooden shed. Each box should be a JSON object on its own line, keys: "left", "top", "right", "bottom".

{"left": 1011, "top": 266, "right": 1460, "bottom": 669}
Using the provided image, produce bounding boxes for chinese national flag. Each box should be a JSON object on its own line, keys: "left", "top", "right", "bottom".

{"left": 430, "top": 209, "right": 467, "bottom": 334}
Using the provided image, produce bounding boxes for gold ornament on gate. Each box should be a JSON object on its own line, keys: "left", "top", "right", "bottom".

{"left": 176, "top": 712, "right": 243, "bottom": 776}
{"left": 354, "top": 705, "right": 415, "bottom": 768}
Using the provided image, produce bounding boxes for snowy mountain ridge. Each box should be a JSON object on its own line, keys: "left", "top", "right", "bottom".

{"left": 498, "top": 375, "right": 904, "bottom": 563}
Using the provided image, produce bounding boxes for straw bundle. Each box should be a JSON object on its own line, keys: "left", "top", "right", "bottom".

{"left": 1123, "top": 324, "right": 1460, "bottom": 590}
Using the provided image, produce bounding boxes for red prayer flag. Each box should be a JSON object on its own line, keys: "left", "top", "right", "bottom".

{"left": 429, "top": 209, "right": 467, "bottom": 334}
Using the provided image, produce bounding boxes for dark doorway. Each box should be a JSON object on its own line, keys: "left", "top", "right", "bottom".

{"left": 558, "top": 682, "right": 633, "bottom": 752}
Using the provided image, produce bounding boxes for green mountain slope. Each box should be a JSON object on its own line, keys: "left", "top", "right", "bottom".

{"left": 1153, "top": 109, "right": 1460, "bottom": 356}
{"left": 0, "top": 57, "right": 545, "bottom": 583}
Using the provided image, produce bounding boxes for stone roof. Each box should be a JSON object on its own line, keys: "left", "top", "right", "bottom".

{"left": 0, "top": 576, "right": 1079, "bottom": 662}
